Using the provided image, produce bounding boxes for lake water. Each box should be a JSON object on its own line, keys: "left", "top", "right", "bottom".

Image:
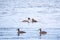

{"left": 0, "top": 0, "right": 60, "bottom": 40}
{"left": 0, "top": 28, "right": 60, "bottom": 40}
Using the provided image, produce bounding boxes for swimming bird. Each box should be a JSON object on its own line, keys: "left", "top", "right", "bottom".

{"left": 32, "top": 18, "right": 38, "bottom": 23}
{"left": 22, "top": 18, "right": 30, "bottom": 23}
{"left": 39, "top": 28, "right": 47, "bottom": 38}
{"left": 17, "top": 28, "right": 26, "bottom": 36}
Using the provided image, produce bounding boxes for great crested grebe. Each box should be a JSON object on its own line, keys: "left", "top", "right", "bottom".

{"left": 32, "top": 18, "right": 38, "bottom": 23}
{"left": 22, "top": 18, "right": 30, "bottom": 23}
{"left": 39, "top": 28, "right": 47, "bottom": 38}
{"left": 17, "top": 28, "right": 26, "bottom": 36}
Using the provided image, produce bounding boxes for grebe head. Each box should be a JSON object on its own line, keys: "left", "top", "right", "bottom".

{"left": 39, "top": 28, "right": 41, "bottom": 32}
{"left": 32, "top": 18, "right": 34, "bottom": 20}
{"left": 28, "top": 18, "right": 30, "bottom": 20}
{"left": 32, "top": 18, "right": 35, "bottom": 21}
{"left": 17, "top": 28, "right": 20, "bottom": 31}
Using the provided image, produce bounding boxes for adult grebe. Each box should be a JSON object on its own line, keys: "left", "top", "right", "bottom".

{"left": 17, "top": 28, "right": 26, "bottom": 36}
{"left": 22, "top": 18, "right": 30, "bottom": 23}
{"left": 32, "top": 18, "right": 37, "bottom": 23}
{"left": 39, "top": 28, "right": 47, "bottom": 38}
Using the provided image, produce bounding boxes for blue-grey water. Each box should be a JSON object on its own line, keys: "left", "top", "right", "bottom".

{"left": 0, "top": 0, "right": 60, "bottom": 40}
{"left": 0, "top": 28, "right": 60, "bottom": 40}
